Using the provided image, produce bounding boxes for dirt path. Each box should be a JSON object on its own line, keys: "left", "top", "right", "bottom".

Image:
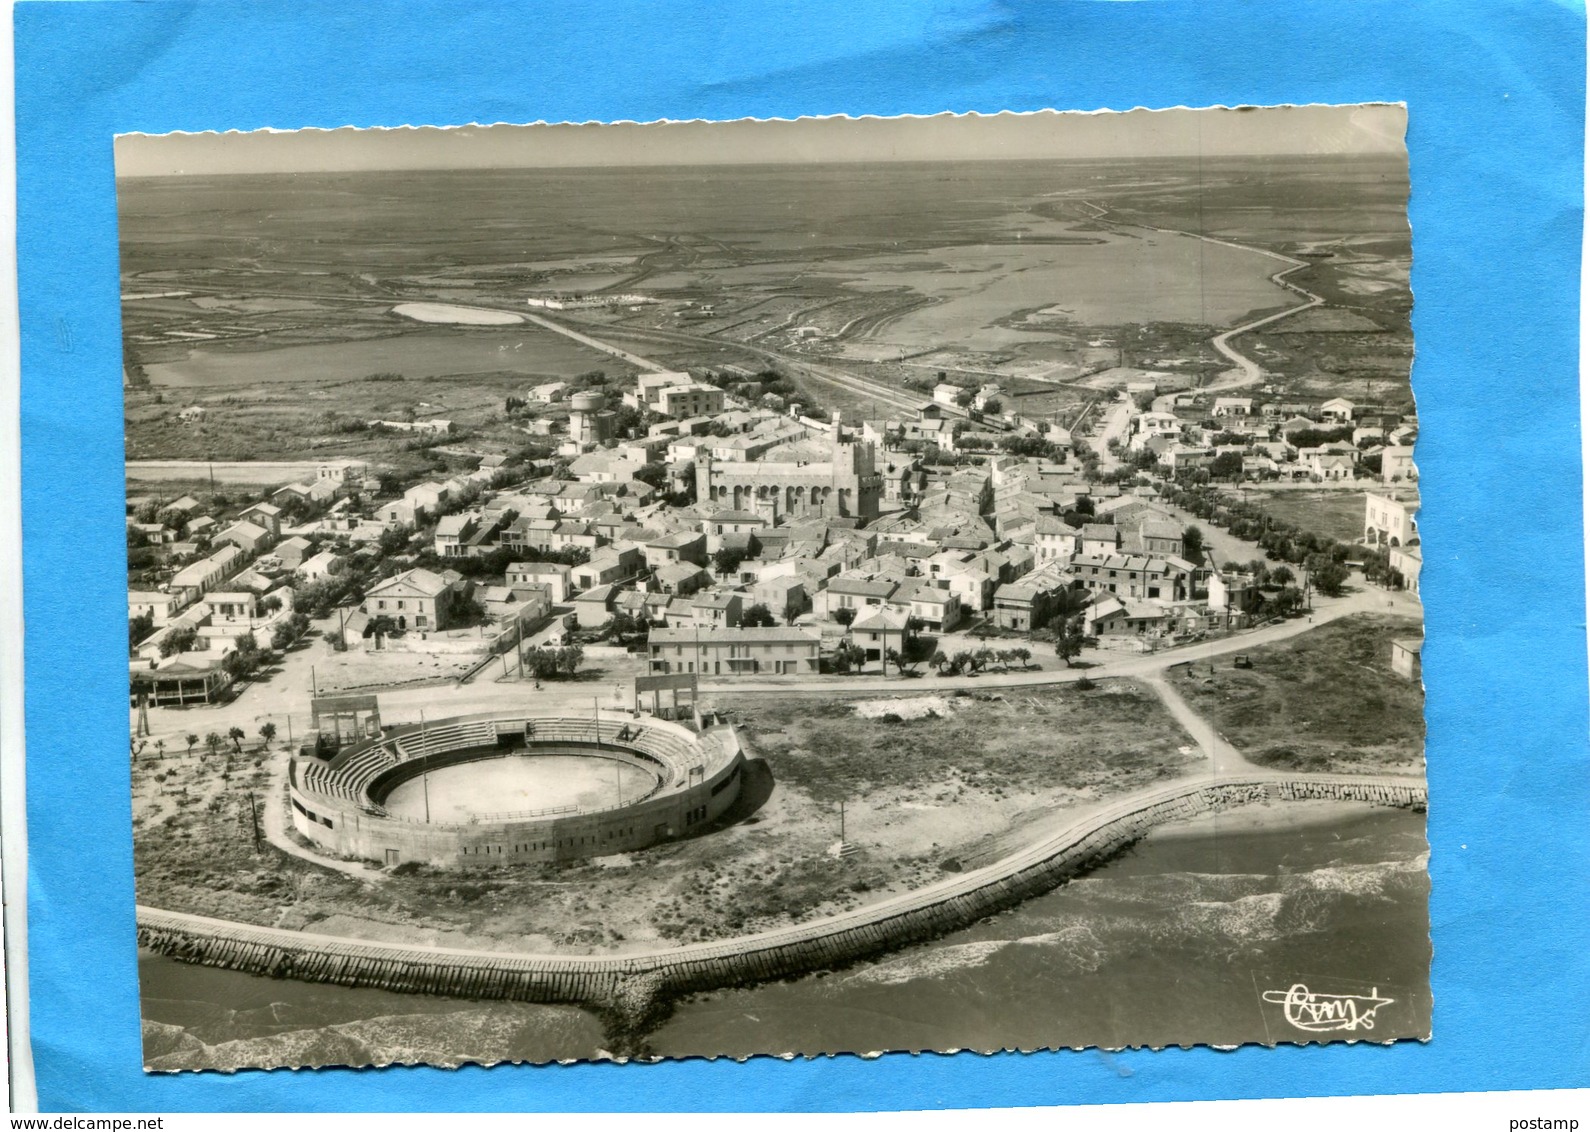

{"left": 260, "top": 746, "right": 384, "bottom": 881}
{"left": 1088, "top": 393, "right": 1133, "bottom": 470}
{"left": 126, "top": 459, "right": 327, "bottom": 485}
{"left": 1141, "top": 674, "right": 1258, "bottom": 776}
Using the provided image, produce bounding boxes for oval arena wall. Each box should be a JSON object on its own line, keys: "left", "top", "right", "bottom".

{"left": 287, "top": 712, "right": 746, "bottom": 867}
{"left": 145, "top": 774, "right": 1425, "bottom": 1015}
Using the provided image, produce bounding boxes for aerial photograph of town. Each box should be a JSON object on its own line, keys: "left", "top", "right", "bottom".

{"left": 118, "top": 106, "right": 1428, "bottom": 1070}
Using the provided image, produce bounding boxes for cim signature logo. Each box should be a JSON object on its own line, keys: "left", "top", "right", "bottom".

{"left": 1261, "top": 984, "right": 1394, "bottom": 1033}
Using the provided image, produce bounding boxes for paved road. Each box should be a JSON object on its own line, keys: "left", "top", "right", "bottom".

{"left": 139, "top": 579, "right": 1418, "bottom": 885}
{"left": 550, "top": 314, "right": 931, "bottom": 417}
{"left": 520, "top": 310, "right": 671, "bottom": 374}
{"left": 688, "top": 583, "right": 1417, "bottom": 696}
{"left": 138, "top": 582, "right": 1419, "bottom": 752}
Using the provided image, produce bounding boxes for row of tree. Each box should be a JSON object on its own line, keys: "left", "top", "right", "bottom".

{"left": 141, "top": 720, "right": 277, "bottom": 763}
{"left": 1158, "top": 480, "right": 1353, "bottom": 583}
{"left": 519, "top": 644, "right": 585, "bottom": 681}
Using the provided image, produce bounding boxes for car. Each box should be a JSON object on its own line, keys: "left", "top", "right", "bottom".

{"left": 1233, "top": 655, "right": 1252, "bottom": 669}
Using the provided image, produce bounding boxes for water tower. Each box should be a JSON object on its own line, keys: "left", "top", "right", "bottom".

{"left": 568, "top": 390, "right": 615, "bottom": 447}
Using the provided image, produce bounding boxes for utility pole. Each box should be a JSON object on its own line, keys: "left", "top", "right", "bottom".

{"left": 248, "top": 793, "right": 261, "bottom": 852}
{"left": 839, "top": 799, "right": 846, "bottom": 844}
{"left": 420, "top": 709, "right": 430, "bottom": 824}
{"left": 311, "top": 666, "right": 318, "bottom": 699}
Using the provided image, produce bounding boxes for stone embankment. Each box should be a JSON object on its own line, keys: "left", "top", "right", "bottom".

{"left": 138, "top": 774, "right": 1425, "bottom": 1045}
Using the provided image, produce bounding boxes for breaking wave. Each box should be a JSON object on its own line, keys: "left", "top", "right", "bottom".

{"left": 841, "top": 855, "right": 1425, "bottom": 991}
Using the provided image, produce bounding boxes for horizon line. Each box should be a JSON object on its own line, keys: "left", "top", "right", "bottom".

{"left": 113, "top": 149, "right": 1406, "bottom": 179}
{"left": 114, "top": 105, "right": 1408, "bottom": 178}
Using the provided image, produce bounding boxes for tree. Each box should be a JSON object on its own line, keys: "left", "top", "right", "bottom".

{"left": 228, "top": 726, "right": 246, "bottom": 753}
{"left": 1268, "top": 564, "right": 1295, "bottom": 586}
{"left": 129, "top": 611, "right": 155, "bottom": 652}
{"left": 1055, "top": 615, "right": 1086, "bottom": 668}
{"left": 271, "top": 612, "right": 311, "bottom": 651}
{"left": 258, "top": 722, "right": 277, "bottom": 749}
{"left": 611, "top": 611, "right": 649, "bottom": 646}
{"left": 184, "top": 733, "right": 198, "bottom": 758}
{"left": 557, "top": 645, "right": 584, "bottom": 678}
{"left": 1209, "top": 451, "right": 1245, "bottom": 481}
{"left": 1305, "top": 554, "right": 1350, "bottom": 597}
{"left": 829, "top": 643, "right": 866, "bottom": 674}
{"left": 948, "top": 650, "right": 975, "bottom": 676}
{"left": 632, "top": 462, "right": 669, "bottom": 489}
{"left": 1182, "top": 525, "right": 1206, "bottom": 562}
{"left": 833, "top": 606, "right": 857, "bottom": 628}
{"left": 204, "top": 732, "right": 222, "bottom": 760}
{"left": 523, "top": 646, "right": 561, "bottom": 680}
{"left": 740, "top": 603, "right": 777, "bottom": 628}
{"left": 1011, "top": 647, "right": 1032, "bottom": 670}
{"left": 929, "top": 650, "right": 948, "bottom": 675}
{"left": 712, "top": 546, "right": 748, "bottom": 576}
{"left": 1262, "top": 585, "right": 1305, "bottom": 619}
{"left": 367, "top": 614, "right": 397, "bottom": 648}
{"left": 159, "top": 625, "right": 199, "bottom": 658}
{"left": 1312, "top": 560, "right": 1349, "bottom": 597}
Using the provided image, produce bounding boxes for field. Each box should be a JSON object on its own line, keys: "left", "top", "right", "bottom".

{"left": 1241, "top": 489, "right": 1376, "bottom": 544}
{"left": 118, "top": 154, "right": 1412, "bottom": 461}
{"left": 123, "top": 369, "right": 565, "bottom": 463}
{"left": 1173, "top": 613, "right": 1425, "bottom": 774}
{"left": 131, "top": 679, "right": 1198, "bottom": 953}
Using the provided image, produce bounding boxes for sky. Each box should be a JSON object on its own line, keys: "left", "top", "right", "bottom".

{"left": 115, "top": 104, "right": 1407, "bottom": 177}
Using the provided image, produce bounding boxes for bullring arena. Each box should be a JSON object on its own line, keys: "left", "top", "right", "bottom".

{"left": 289, "top": 706, "right": 746, "bottom": 868}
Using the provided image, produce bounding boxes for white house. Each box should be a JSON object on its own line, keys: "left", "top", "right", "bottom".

{"left": 1320, "top": 397, "right": 1356, "bottom": 423}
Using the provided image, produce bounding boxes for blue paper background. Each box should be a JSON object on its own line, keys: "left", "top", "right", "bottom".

{"left": 13, "top": 0, "right": 1590, "bottom": 1112}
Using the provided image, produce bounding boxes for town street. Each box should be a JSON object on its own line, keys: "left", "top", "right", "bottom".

{"left": 135, "top": 579, "right": 1418, "bottom": 758}
{"left": 1091, "top": 394, "right": 1133, "bottom": 469}
{"left": 149, "top": 577, "right": 1417, "bottom": 885}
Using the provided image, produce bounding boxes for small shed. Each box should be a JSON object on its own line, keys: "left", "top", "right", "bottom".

{"left": 1391, "top": 637, "right": 1423, "bottom": 681}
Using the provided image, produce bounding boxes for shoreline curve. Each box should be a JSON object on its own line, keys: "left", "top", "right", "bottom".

{"left": 138, "top": 772, "right": 1425, "bottom": 1043}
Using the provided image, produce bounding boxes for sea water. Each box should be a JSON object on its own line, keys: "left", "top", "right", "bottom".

{"left": 138, "top": 806, "right": 1429, "bottom": 1070}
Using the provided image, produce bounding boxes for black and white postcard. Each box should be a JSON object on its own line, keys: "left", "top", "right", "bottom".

{"left": 119, "top": 107, "right": 1428, "bottom": 1071}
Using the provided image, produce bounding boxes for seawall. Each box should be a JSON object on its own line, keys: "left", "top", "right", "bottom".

{"left": 138, "top": 774, "right": 1426, "bottom": 1035}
